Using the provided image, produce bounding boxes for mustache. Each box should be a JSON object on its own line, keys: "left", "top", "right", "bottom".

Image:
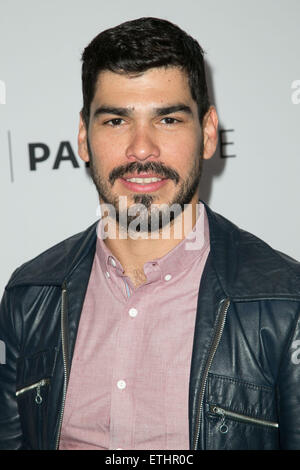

{"left": 109, "top": 161, "right": 180, "bottom": 185}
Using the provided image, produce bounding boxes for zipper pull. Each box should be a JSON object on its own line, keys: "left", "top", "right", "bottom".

{"left": 212, "top": 406, "right": 229, "bottom": 434}
{"left": 35, "top": 385, "right": 43, "bottom": 405}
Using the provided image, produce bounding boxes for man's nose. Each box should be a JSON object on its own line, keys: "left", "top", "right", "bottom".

{"left": 125, "top": 125, "right": 160, "bottom": 161}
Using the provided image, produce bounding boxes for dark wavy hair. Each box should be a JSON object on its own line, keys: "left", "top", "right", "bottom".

{"left": 81, "top": 17, "right": 210, "bottom": 127}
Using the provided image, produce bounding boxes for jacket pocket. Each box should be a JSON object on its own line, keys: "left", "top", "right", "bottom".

{"left": 205, "top": 373, "right": 280, "bottom": 450}
{"left": 16, "top": 348, "right": 57, "bottom": 449}
{"left": 16, "top": 378, "right": 51, "bottom": 404}
{"left": 209, "top": 405, "right": 279, "bottom": 433}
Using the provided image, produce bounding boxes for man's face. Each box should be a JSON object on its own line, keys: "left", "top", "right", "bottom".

{"left": 78, "top": 66, "right": 217, "bottom": 231}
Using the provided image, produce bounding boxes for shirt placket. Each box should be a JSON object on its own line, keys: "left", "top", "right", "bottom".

{"left": 109, "top": 287, "right": 145, "bottom": 450}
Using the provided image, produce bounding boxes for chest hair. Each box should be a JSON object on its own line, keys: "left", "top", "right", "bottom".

{"left": 126, "top": 267, "right": 147, "bottom": 288}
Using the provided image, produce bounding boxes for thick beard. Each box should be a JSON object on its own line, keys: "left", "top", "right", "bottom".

{"left": 87, "top": 139, "right": 203, "bottom": 233}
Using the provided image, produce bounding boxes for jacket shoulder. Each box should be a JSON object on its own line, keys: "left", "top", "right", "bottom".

{"left": 206, "top": 206, "right": 300, "bottom": 299}
{"left": 6, "top": 221, "right": 98, "bottom": 289}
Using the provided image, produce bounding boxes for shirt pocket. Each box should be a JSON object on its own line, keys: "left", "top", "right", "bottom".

{"left": 16, "top": 348, "right": 58, "bottom": 449}
{"left": 205, "top": 373, "right": 280, "bottom": 450}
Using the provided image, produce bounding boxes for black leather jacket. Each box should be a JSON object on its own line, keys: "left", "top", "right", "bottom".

{"left": 1, "top": 204, "right": 300, "bottom": 450}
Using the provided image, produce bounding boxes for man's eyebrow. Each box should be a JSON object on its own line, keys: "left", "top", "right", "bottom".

{"left": 93, "top": 104, "right": 193, "bottom": 119}
{"left": 93, "top": 106, "right": 132, "bottom": 118}
{"left": 154, "top": 104, "right": 193, "bottom": 116}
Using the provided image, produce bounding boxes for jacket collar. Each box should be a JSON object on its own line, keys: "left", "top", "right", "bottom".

{"left": 6, "top": 221, "right": 98, "bottom": 288}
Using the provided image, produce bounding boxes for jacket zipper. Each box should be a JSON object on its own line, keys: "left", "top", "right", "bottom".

{"left": 16, "top": 378, "right": 50, "bottom": 404}
{"left": 55, "top": 282, "right": 69, "bottom": 449}
{"left": 192, "top": 298, "right": 230, "bottom": 450}
{"left": 210, "top": 405, "right": 279, "bottom": 433}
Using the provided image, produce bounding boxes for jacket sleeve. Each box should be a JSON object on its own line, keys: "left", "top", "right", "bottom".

{"left": 0, "top": 287, "right": 24, "bottom": 449}
{"left": 278, "top": 305, "right": 300, "bottom": 449}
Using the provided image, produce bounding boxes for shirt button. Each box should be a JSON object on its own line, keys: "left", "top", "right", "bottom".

{"left": 105, "top": 271, "right": 110, "bottom": 278}
{"left": 110, "top": 257, "right": 116, "bottom": 267}
{"left": 117, "top": 380, "right": 126, "bottom": 390}
{"left": 164, "top": 274, "right": 172, "bottom": 281}
{"left": 129, "top": 307, "right": 138, "bottom": 318}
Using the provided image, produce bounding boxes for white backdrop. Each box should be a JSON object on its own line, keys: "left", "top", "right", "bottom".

{"left": 0, "top": 0, "right": 299, "bottom": 295}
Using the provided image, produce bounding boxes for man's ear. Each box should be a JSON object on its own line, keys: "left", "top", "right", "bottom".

{"left": 202, "top": 106, "right": 218, "bottom": 160}
{"left": 78, "top": 111, "right": 90, "bottom": 163}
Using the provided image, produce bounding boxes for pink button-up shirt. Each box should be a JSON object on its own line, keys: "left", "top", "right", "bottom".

{"left": 59, "top": 203, "right": 210, "bottom": 450}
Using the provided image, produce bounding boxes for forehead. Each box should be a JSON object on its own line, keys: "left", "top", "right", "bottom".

{"left": 92, "top": 67, "right": 194, "bottom": 107}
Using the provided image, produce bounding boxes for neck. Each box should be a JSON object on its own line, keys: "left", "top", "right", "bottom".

{"left": 100, "top": 197, "right": 199, "bottom": 283}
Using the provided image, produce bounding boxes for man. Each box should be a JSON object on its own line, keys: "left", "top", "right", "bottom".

{"left": 1, "top": 17, "right": 300, "bottom": 451}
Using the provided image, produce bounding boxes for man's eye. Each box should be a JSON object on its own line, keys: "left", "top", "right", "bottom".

{"left": 161, "top": 117, "right": 179, "bottom": 125}
{"left": 105, "top": 118, "right": 124, "bottom": 126}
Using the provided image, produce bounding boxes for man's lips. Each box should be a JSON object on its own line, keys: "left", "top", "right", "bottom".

{"left": 122, "top": 172, "right": 165, "bottom": 179}
{"left": 119, "top": 174, "right": 169, "bottom": 193}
